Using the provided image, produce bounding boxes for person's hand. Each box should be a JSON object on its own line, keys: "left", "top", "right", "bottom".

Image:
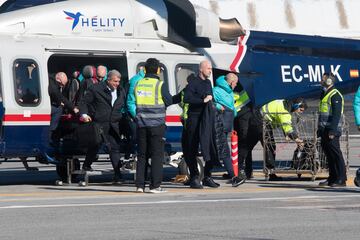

{"left": 203, "top": 95, "right": 213, "bottom": 103}
{"left": 220, "top": 106, "right": 225, "bottom": 111}
{"left": 80, "top": 115, "right": 92, "bottom": 122}
{"left": 328, "top": 134, "right": 335, "bottom": 139}
{"left": 73, "top": 107, "right": 79, "bottom": 114}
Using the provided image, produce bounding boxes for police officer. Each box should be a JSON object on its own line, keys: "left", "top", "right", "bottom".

{"left": 261, "top": 98, "right": 306, "bottom": 180}
{"left": 134, "top": 58, "right": 172, "bottom": 193}
{"left": 318, "top": 73, "right": 347, "bottom": 187}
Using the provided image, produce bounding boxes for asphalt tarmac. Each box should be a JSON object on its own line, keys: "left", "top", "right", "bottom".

{"left": 1, "top": 140, "right": 360, "bottom": 240}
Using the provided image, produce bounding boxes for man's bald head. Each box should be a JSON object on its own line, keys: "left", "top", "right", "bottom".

{"left": 199, "top": 60, "right": 212, "bottom": 80}
{"left": 97, "top": 65, "right": 107, "bottom": 81}
{"left": 55, "top": 72, "right": 68, "bottom": 87}
{"left": 226, "top": 73, "right": 238, "bottom": 90}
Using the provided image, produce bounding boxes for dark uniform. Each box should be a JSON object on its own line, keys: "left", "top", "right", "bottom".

{"left": 134, "top": 65, "right": 172, "bottom": 192}
{"left": 318, "top": 86, "right": 347, "bottom": 186}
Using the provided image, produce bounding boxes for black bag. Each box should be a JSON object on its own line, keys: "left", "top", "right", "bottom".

{"left": 292, "top": 140, "right": 315, "bottom": 170}
{"left": 75, "top": 122, "right": 103, "bottom": 148}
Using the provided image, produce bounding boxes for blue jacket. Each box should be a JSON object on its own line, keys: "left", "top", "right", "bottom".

{"left": 213, "top": 76, "right": 236, "bottom": 117}
{"left": 127, "top": 70, "right": 145, "bottom": 118}
{"left": 353, "top": 86, "right": 360, "bottom": 126}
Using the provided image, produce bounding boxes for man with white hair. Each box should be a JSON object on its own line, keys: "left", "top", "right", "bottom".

{"left": 80, "top": 69, "right": 126, "bottom": 184}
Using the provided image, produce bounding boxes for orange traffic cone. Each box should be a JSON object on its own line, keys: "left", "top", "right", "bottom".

{"left": 231, "top": 131, "right": 238, "bottom": 177}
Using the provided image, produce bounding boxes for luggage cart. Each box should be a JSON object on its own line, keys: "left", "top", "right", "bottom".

{"left": 262, "top": 113, "right": 349, "bottom": 181}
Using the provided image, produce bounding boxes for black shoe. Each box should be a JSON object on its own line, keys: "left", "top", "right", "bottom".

{"left": 318, "top": 180, "right": 332, "bottom": 187}
{"left": 190, "top": 177, "right": 203, "bottom": 189}
{"left": 82, "top": 165, "right": 94, "bottom": 171}
{"left": 232, "top": 175, "right": 246, "bottom": 187}
{"left": 269, "top": 174, "right": 282, "bottom": 181}
{"left": 112, "top": 174, "right": 123, "bottom": 185}
{"left": 202, "top": 177, "right": 220, "bottom": 188}
{"left": 183, "top": 179, "right": 191, "bottom": 186}
{"left": 329, "top": 181, "right": 346, "bottom": 187}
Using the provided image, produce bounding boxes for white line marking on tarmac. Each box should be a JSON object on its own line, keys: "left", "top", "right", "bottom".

{"left": 275, "top": 204, "right": 360, "bottom": 210}
{"left": 1, "top": 194, "right": 360, "bottom": 210}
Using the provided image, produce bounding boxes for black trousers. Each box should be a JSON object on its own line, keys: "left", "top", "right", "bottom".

{"left": 222, "top": 132, "right": 234, "bottom": 177}
{"left": 321, "top": 134, "right": 347, "bottom": 183}
{"left": 185, "top": 113, "right": 213, "bottom": 179}
{"left": 119, "top": 117, "right": 137, "bottom": 159}
{"left": 181, "top": 119, "right": 189, "bottom": 171}
{"left": 49, "top": 105, "right": 63, "bottom": 145}
{"left": 234, "top": 110, "right": 265, "bottom": 173}
{"left": 83, "top": 127, "right": 122, "bottom": 176}
{"left": 234, "top": 110, "right": 252, "bottom": 171}
{"left": 264, "top": 125, "right": 276, "bottom": 169}
{"left": 136, "top": 124, "right": 166, "bottom": 189}
{"left": 243, "top": 121, "right": 264, "bottom": 174}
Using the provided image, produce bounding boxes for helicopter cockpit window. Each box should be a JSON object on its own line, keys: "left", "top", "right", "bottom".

{"left": 175, "top": 64, "right": 198, "bottom": 93}
{"left": 13, "top": 59, "right": 41, "bottom": 106}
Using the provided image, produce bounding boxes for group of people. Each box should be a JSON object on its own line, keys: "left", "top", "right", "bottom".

{"left": 49, "top": 57, "right": 349, "bottom": 193}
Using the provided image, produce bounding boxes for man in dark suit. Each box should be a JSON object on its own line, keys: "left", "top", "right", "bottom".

{"left": 48, "top": 72, "right": 79, "bottom": 144}
{"left": 80, "top": 70, "right": 126, "bottom": 183}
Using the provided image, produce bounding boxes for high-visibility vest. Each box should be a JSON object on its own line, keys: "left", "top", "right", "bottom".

{"left": 134, "top": 77, "right": 165, "bottom": 127}
{"left": 180, "top": 90, "right": 189, "bottom": 121}
{"left": 318, "top": 88, "right": 344, "bottom": 130}
{"left": 261, "top": 99, "right": 293, "bottom": 134}
{"left": 234, "top": 90, "right": 250, "bottom": 113}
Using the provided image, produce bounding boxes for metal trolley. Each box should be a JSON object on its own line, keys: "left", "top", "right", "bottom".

{"left": 262, "top": 113, "right": 349, "bottom": 181}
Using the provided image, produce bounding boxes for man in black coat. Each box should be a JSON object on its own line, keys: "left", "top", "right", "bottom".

{"left": 48, "top": 72, "right": 79, "bottom": 143}
{"left": 183, "top": 60, "right": 219, "bottom": 189}
{"left": 80, "top": 70, "right": 126, "bottom": 183}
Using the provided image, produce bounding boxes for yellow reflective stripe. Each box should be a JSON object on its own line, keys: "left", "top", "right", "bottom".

{"left": 135, "top": 77, "right": 164, "bottom": 107}
{"left": 180, "top": 91, "right": 188, "bottom": 120}
{"left": 262, "top": 100, "right": 293, "bottom": 133}
{"left": 319, "top": 89, "right": 344, "bottom": 114}
{"left": 234, "top": 90, "right": 250, "bottom": 111}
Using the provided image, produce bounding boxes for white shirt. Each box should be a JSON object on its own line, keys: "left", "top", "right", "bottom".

{"left": 108, "top": 87, "right": 117, "bottom": 106}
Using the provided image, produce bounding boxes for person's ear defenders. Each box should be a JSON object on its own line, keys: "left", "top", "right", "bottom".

{"left": 292, "top": 103, "right": 302, "bottom": 111}
{"left": 325, "top": 77, "right": 333, "bottom": 86}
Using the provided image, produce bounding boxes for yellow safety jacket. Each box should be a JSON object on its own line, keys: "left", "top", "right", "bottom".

{"left": 318, "top": 88, "right": 344, "bottom": 130}
{"left": 180, "top": 90, "right": 189, "bottom": 121}
{"left": 261, "top": 99, "right": 294, "bottom": 134}
{"left": 234, "top": 90, "right": 250, "bottom": 113}
{"left": 134, "top": 77, "right": 165, "bottom": 127}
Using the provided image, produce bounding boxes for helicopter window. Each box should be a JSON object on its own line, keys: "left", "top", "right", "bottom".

{"left": 174, "top": 64, "right": 198, "bottom": 93}
{"left": 13, "top": 59, "right": 41, "bottom": 106}
{"left": 136, "top": 62, "right": 168, "bottom": 84}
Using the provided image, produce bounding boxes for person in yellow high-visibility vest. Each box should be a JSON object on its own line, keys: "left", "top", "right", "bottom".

{"left": 261, "top": 98, "right": 307, "bottom": 180}
{"left": 318, "top": 73, "right": 347, "bottom": 187}
{"left": 134, "top": 58, "right": 172, "bottom": 193}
